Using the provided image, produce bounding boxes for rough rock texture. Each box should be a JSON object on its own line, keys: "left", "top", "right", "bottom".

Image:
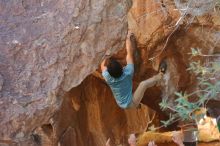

{"left": 1, "top": 0, "right": 220, "bottom": 146}
{"left": 0, "top": 0, "right": 131, "bottom": 145}
{"left": 128, "top": 0, "right": 220, "bottom": 109}
{"left": 54, "top": 76, "right": 152, "bottom": 146}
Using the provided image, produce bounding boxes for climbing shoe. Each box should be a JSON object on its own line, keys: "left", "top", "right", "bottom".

{"left": 159, "top": 59, "right": 167, "bottom": 74}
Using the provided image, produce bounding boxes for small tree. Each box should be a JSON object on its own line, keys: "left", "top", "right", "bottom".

{"left": 158, "top": 48, "right": 220, "bottom": 129}
{"left": 149, "top": 48, "right": 220, "bottom": 130}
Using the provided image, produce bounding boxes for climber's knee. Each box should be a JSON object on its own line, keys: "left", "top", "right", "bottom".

{"left": 128, "top": 99, "right": 138, "bottom": 108}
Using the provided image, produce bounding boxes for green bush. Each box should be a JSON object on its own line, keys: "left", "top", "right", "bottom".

{"left": 158, "top": 48, "right": 220, "bottom": 128}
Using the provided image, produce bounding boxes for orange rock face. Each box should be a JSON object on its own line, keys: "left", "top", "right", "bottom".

{"left": 54, "top": 24, "right": 220, "bottom": 145}
{"left": 54, "top": 76, "right": 153, "bottom": 146}
{"left": 127, "top": 0, "right": 220, "bottom": 112}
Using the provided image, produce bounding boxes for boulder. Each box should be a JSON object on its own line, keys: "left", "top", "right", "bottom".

{"left": 0, "top": 0, "right": 130, "bottom": 144}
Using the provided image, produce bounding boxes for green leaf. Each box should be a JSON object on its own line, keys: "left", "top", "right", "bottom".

{"left": 212, "top": 61, "right": 220, "bottom": 72}
{"left": 174, "top": 92, "right": 184, "bottom": 98}
{"left": 148, "top": 125, "right": 156, "bottom": 131}
{"left": 191, "top": 48, "right": 202, "bottom": 56}
{"left": 161, "top": 120, "right": 170, "bottom": 127}
{"left": 159, "top": 98, "right": 168, "bottom": 111}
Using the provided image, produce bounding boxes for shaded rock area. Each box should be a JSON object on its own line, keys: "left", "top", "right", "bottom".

{"left": 17, "top": 76, "right": 153, "bottom": 146}
{"left": 53, "top": 76, "right": 153, "bottom": 146}
{"left": 1, "top": 0, "right": 220, "bottom": 146}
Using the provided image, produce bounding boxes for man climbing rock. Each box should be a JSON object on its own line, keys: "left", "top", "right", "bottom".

{"left": 101, "top": 31, "right": 167, "bottom": 109}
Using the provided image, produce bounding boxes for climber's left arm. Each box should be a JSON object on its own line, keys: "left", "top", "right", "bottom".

{"left": 101, "top": 59, "right": 107, "bottom": 72}
{"left": 126, "top": 31, "right": 135, "bottom": 65}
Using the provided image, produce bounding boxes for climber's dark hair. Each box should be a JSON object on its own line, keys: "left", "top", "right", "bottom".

{"left": 106, "top": 57, "right": 123, "bottom": 78}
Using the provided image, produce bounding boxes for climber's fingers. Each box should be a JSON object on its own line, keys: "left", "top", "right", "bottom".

{"left": 127, "top": 30, "right": 134, "bottom": 39}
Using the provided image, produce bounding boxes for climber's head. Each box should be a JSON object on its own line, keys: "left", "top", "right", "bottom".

{"left": 106, "top": 57, "right": 123, "bottom": 78}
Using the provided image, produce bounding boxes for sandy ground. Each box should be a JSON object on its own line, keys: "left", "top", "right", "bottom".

{"left": 137, "top": 118, "right": 219, "bottom": 146}
{"left": 154, "top": 141, "right": 220, "bottom": 146}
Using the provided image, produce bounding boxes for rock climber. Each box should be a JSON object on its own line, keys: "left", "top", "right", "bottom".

{"left": 101, "top": 31, "right": 167, "bottom": 109}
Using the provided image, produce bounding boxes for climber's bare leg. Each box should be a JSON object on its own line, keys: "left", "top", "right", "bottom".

{"left": 130, "top": 59, "right": 167, "bottom": 108}
{"left": 130, "top": 73, "right": 162, "bottom": 108}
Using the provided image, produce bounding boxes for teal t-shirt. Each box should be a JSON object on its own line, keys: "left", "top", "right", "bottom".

{"left": 102, "top": 64, "right": 134, "bottom": 109}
